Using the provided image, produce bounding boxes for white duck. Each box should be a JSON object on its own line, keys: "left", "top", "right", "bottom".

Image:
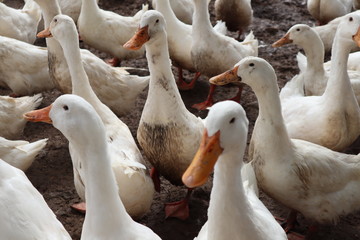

{"left": 182, "top": 101, "right": 287, "bottom": 240}
{"left": 313, "top": 11, "right": 360, "bottom": 52}
{"left": 124, "top": 10, "right": 204, "bottom": 219}
{"left": 0, "top": 0, "right": 41, "bottom": 44}
{"left": 35, "top": 14, "right": 154, "bottom": 218}
{"left": 77, "top": 0, "right": 147, "bottom": 66}
{"left": 34, "top": 0, "right": 149, "bottom": 117}
{"left": 307, "top": 0, "right": 352, "bottom": 25}
{"left": 214, "top": 0, "right": 253, "bottom": 39}
{"left": 153, "top": 0, "right": 227, "bottom": 90}
{"left": 0, "top": 137, "right": 47, "bottom": 171}
{"left": 210, "top": 56, "right": 360, "bottom": 233}
{"left": 0, "top": 159, "right": 71, "bottom": 239}
{"left": 24, "top": 94, "right": 161, "bottom": 240}
{"left": 269, "top": 14, "right": 360, "bottom": 152}
{"left": 191, "top": 0, "right": 258, "bottom": 110}
{"left": 0, "top": 93, "right": 43, "bottom": 140}
{"left": 272, "top": 23, "right": 360, "bottom": 104}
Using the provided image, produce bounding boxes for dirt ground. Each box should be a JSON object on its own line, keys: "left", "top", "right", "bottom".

{"left": 3, "top": 0, "right": 360, "bottom": 239}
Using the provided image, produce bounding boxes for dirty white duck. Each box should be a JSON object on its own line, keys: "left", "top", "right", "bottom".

{"left": 0, "top": 36, "right": 53, "bottom": 96}
{"left": 124, "top": 10, "right": 204, "bottom": 220}
{"left": 0, "top": 159, "right": 71, "bottom": 239}
{"left": 269, "top": 14, "right": 360, "bottom": 152}
{"left": 0, "top": 93, "right": 43, "bottom": 140}
{"left": 78, "top": 0, "right": 147, "bottom": 66}
{"left": 34, "top": 0, "right": 149, "bottom": 116}
{"left": 24, "top": 94, "right": 161, "bottom": 240}
{"left": 182, "top": 100, "right": 287, "bottom": 240}
{"left": 153, "top": 0, "right": 227, "bottom": 90}
{"left": 191, "top": 0, "right": 258, "bottom": 110}
{"left": 307, "top": 0, "right": 352, "bottom": 25}
{"left": 272, "top": 23, "right": 360, "bottom": 104}
{"left": 0, "top": 137, "right": 47, "bottom": 171}
{"left": 36, "top": 14, "right": 154, "bottom": 218}
{"left": 313, "top": 11, "right": 360, "bottom": 52}
{"left": 210, "top": 56, "right": 360, "bottom": 234}
{"left": 0, "top": 0, "right": 41, "bottom": 44}
{"left": 214, "top": 0, "right": 253, "bottom": 39}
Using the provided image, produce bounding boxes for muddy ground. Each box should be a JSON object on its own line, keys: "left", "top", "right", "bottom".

{"left": 3, "top": 0, "right": 360, "bottom": 239}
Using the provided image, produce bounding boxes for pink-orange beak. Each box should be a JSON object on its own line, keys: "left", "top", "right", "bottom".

{"left": 182, "top": 129, "right": 223, "bottom": 188}
{"left": 209, "top": 66, "right": 240, "bottom": 86}
{"left": 23, "top": 105, "right": 53, "bottom": 124}
{"left": 123, "top": 25, "right": 150, "bottom": 50}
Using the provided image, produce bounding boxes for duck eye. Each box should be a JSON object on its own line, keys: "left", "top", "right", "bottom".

{"left": 155, "top": 19, "right": 159, "bottom": 23}
{"left": 349, "top": 17, "right": 353, "bottom": 22}
{"left": 296, "top": 28, "right": 300, "bottom": 31}
{"left": 229, "top": 117, "right": 235, "bottom": 124}
{"left": 54, "top": 18, "right": 58, "bottom": 23}
{"left": 249, "top": 63, "right": 254, "bottom": 67}
{"left": 63, "top": 105, "right": 69, "bottom": 111}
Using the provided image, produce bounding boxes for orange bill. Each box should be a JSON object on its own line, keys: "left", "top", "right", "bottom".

{"left": 182, "top": 129, "right": 223, "bottom": 188}
{"left": 37, "top": 27, "right": 52, "bottom": 38}
{"left": 123, "top": 26, "right": 150, "bottom": 50}
{"left": 23, "top": 105, "right": 53, "bottom": 124}
{"left": 272, "top": 33, "right": 292, "bottom": 47}
{"left": 353, "top": 26, "right": 360, "bottom": 47}
{"left": 209, "top": 66, "right": 240, "bottom": 86}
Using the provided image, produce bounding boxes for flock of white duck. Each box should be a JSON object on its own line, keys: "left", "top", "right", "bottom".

{"left": 1, "top": 0, "right": 360, "bottom": 239}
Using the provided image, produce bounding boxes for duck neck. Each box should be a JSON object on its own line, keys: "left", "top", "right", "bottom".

{"left": 193, "top": 0, "right": 213, "bottom": 34}
{"left": 301, "top": 33, "right": 327, "bottom": 93}
{"left": 81, "top": 0, "right": 100, "bottom": 18}
{"left": 59, "top": 32, "right": 101, "bottom": 106}
{"left": 323, "top": 32, "right": 354, "bottom": 102}
{"left": 207, "top": 149, "right": 257, "bottom": 239}
{"left": 79, "top": 138, "right": 133, "bottom": 231}
{"left": 156, "top": 0, "right": 181, "bottom": 27}
{"left": 252, "top": 82, "right": 292, "bottom": 154}
{"left": 144, "top": 31, "right": 188, "bottom": 120}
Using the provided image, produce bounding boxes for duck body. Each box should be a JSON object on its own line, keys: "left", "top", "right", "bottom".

{"left": 78, "top": 0, "right": 147, "bottom": 62}
{"left": 307, "top": 0, "right": 352, "bottom": 25}
{"left": 35, "top": 0, "right": 149, "bottom": 116}
{"left": 210, "top": 56, "right": 360, "bottom": 225}
{"left": 183, "top": 101, "right": 287, "bottom": 240}
{"left": 42, "top": 14, "right": 154, "bottom": 218}
{"left": 0, "top": 137, "right": 47, "bottom": 171}
{"left": 0, "top": 159, "right": 71, "bottom": 239}
{"left": 125, "top": 10, "right": 204, "bottom": 185}
{"left": 0, "top": 36, "right": 53, "bottom": 96}
{"left": 191, "top": 0, "right": 257, "bottom": 77}
{"left": 214, "top": 0, "right": 252, "bottom": 34}
{"left": 0, "top": 94, "right": 43, "bottom": 139}
{"left": 0, "top": 0, "right": 41, "bottom": 44}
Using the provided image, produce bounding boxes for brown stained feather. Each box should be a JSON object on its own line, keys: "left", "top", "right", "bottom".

{"left": 138, "top": 122, "right": 191, "bottom": 186}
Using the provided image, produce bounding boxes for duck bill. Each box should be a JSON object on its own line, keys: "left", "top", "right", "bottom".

{"left": 272, "top": 33, "right": 292, "bottom": 47}
{"left": 209, "top": 66, "right": 240, "bottom": 86}
{"left": 182, "top": 129, "right": 223, "bottom": 188}
{"left": 352, "top": 27, "right": 360, "bottom": 47}
{"left": 37, "top": 27, "right": 53, "bottom": 38}
{"left": 123, "top": 25, "right": 150, "bottom": 50}
{"left": 23, "top": 105, "right": 53, "bottom": 124}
